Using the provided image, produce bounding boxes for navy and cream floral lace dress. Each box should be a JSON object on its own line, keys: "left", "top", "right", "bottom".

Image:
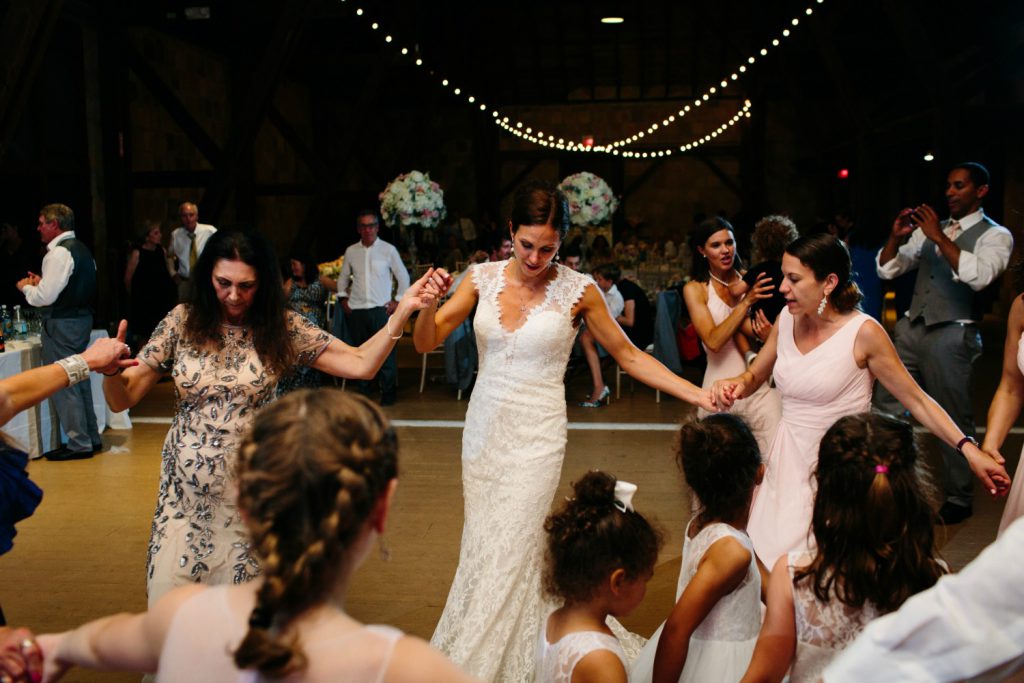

{"left": 139, "top": 304, "right": 330, "bottom": 607}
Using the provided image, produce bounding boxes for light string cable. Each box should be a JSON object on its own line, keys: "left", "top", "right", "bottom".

{"left": 340, "top": 2, "right": 785, "bottom": 155}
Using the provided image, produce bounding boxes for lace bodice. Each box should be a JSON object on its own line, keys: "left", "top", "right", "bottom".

{"left": 679, "top": 522, "right": 762, "bottom": 642}
{"left": 471, "top": 260, "right": 592, "bottom": 384}
{"left": 536, "top": 628, "right": 627, "bottom": 683}
{"left": 788, "top": 551, "right": 881, "bottom": 683}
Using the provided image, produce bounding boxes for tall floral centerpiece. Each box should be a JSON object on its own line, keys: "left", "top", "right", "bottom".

{"left": 557, "top": 172, "right": 619, "bottom": 228}
{"left": 379, "top": 170, "right": 447, "bottom": 230}
{"left": 558, "top": 171, "right": 619, "bottom": 256}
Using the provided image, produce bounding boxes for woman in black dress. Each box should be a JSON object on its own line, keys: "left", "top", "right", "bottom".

{"left": 123, "top": 220, "right": 176, "bottom": 348}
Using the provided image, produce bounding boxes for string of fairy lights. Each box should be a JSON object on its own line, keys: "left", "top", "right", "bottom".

{"left": 339, "top": 0, "right": 824, "bottom": 156}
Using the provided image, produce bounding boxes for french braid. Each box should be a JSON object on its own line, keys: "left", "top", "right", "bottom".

{"left": 232, "top": 389, "right": 398, "bottom": 678}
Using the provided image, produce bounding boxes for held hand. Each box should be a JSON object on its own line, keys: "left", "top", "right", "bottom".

{"left": 711, "top": 378, "right": 744, "bottom": 410}
{"left": 0, "top": 627, "right": 43, "bottom": 683}
{"left": 695, "top": 389, "right": 718, "bottom": 413}
{"left": 964, "top": 443, "right": 1011, "bottom": 497}
{"left": 914, "top": 204, "right": 943, "bottom": 243}
{"left": 36, "top": 633, "right": 70, "bottom": 683}
{"left": 397, "top": 268, "right": 445, "bottom": 315}
{"left": 82, "top": 321, "right": 137, "bottom": 375}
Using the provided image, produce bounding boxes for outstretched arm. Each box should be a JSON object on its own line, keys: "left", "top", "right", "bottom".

{"left": 711, "top": 322, "right": 780, "bottom": 409}
{"left": 413, "top": 269, "right": 475, "bottom": 352}
{"left": 38, "top": 585, "right": 204, "bottom": 682}
{"left": 314, "top": 268, "right": 448, "bottom": 379}
{"left": 858, "top": 320, "right": 1011, "bottom": 495}
{"left": 581, "top": 284, "right": 715, "bottom": 411}
{"left": 1, "top": 325, "right": 135, "bottom": 426}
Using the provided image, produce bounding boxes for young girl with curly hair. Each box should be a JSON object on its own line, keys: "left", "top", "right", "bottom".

{"left": 537, "top": 470, "right": 662, "bottom": 683}
{"left": 35, "top": 389, "right": 477, "bottom": 683}
{"left": 631, "top": 414, "right": 766, "bottom": 683}
{"left": 739, "top": 412, "right": 947, "bottom": 683}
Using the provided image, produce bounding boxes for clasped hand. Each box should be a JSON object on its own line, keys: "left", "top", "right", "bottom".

{"left": 396, "top": 267, "right": 453, "bottom": 316}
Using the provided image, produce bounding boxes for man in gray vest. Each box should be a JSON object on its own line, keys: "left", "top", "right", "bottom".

{"left": 876, "top": 162, "right": 1013, "bottom": 524}
{"left": 16, "top": 204, "right": 101, "bottom": 461}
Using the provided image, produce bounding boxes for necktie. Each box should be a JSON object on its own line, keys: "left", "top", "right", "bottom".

{"left": 188, "top": 233, "right": 198, "bottom": 273}
{"left": 944, "top": 220, "right": 961, "bottom": 241}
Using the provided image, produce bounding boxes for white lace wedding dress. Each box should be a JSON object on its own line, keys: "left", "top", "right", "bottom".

{"left": 430, "top": 259, "right": 592, "bottom": 682}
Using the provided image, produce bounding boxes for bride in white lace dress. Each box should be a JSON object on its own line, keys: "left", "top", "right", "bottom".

{"left": 414, "top": 180, "right": 716, "bottom": 682}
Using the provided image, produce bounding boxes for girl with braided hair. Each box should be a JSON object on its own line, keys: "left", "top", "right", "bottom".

{"left": 33, "top": 389, "right": 477, "bottom": 683}
{"left": 739, "top": 412, "right": 947, "bottom": 683}
{"left": 536, "top": 470, "right": 661, "bottom": 683}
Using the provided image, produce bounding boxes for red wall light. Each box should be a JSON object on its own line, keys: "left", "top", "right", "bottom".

{"left": 582, "top": 135, "right": 595, "bottom": 148}
{"left": 837, "top": 168, "right": 850, "bottom": 179}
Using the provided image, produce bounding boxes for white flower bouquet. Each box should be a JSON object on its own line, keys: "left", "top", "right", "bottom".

{"left": 379, "top": 170, "right": 447, "bottom": 229}
{"left": 558, "top": 172, "right": 619, "bottom": 227}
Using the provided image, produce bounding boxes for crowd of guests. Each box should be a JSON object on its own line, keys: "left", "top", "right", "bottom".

{"left": 1, "top": 161, "right": 1023, "bottom": 682}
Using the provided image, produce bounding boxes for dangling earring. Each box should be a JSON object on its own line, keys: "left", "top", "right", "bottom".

{"left": 378, "top": 535, "right": 391, "bottom": 562}
{"left": 817, "top": 293, "right": 828, "bottom": 316}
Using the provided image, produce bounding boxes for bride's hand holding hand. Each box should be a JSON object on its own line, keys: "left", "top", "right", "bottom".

{"left": 712, "top": 378, "right": 744, "bottom": 410}
{"left": 398, "top": 268, "right": 451, "bottom": 315}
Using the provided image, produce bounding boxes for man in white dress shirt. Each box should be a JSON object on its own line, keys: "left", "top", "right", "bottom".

{"left": 170, "top": 201, "right": 216, "bottom": 302}
{"left": 16, "top": 204, "right": 101, "bottom": 461}
{"left": 335, "top": 210, "right": 410, "bottom": 405}
{"left": 875, "top": 162, "right": 1013, "bottom": 524}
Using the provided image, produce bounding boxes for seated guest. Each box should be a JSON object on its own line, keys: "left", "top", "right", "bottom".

{"left": 560, "top": 245, "right": 583, "bottom": 272}
{"left": 615, "top": 270, "right": 653, "bottom": 352}
{"left": 32, "top": 390, "right": 478, "bottom": 683}
{"left": 489, "top": 235, "right": 512, "bottom": 262}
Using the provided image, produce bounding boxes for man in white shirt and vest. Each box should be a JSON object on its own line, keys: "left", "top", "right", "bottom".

{"left": 16, "top": 204, "right": 102, "bottom": 461}
{"left": 170, "top": 201, "right": 216, "bottom": 302}
{"left": 875, "top": 162, "right": 1013, "bottom": 524}
{"left": 334, "top": 210, "right": 410, "bottom": 405}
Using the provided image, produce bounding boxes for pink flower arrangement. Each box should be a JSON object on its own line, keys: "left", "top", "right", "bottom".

{"left": 558, "top": 172, "right": 619, "bottom": 227}
{"left": 379, "top": 170, "right": 447, "bottom": 229}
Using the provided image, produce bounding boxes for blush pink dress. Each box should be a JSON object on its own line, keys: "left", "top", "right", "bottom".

{"left": 747, "top": 308, "right": 874, "bottom": 566}
{"left": 997, "top": 331, "right": 1024, "bottom": 535}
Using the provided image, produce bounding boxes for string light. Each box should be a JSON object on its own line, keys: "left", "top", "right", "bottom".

{"left": 343, "top": 2, "right": 768, "bottom": 155}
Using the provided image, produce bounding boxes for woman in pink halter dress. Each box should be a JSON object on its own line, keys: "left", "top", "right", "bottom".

{"left": 982, "top": 290, "right": 1024, "bottom": 534}
{"left": 684, "top": 217, "right": 781, "bottom": 455}
{"left": 713, "top": 234, "right": 1010, "bottom": 566}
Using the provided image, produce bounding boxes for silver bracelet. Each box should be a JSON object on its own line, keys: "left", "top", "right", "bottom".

{"left": 56, "top": 354, "right": 91, "bottom": 386}
{"left": 385, "top": 315, "right": 403, "bottom": 340}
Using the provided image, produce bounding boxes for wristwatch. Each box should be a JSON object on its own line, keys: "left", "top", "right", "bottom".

{"left": 955, "top": 435, "right": 979, "bottom": 455}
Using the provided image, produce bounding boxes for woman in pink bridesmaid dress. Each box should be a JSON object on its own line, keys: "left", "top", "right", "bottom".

{"left": 713, "top": 234, "right": 1010, "bottom": 566}
{"left": 981, "top": 287, "right": 1024, "bottom": 534}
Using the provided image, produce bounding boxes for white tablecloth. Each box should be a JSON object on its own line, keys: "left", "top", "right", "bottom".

{"left": 0, "top": 330, "right": 131, "bottom": 458}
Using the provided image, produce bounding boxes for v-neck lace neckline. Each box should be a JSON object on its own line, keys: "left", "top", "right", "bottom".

{"left": 495, "top": 262, "right": 560, "bottom": 335}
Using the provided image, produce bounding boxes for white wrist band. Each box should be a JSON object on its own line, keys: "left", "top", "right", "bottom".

{"left": 56, "top": 354, "right": 90, "bottom": 385}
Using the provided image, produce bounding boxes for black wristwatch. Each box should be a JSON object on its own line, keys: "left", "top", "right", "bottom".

{"left": 955, "top": 435, "right": 979, "bottom": 455}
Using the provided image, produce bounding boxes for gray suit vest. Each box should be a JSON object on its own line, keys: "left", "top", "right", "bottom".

{"left": 907, "top": 217, "right": 997, "bottom": 325}
{"left": 50, "top": 237, "right": 96, "bottom": 319}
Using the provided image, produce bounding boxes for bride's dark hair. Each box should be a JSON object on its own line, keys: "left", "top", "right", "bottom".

{"left": 543, "top": 470, "right": 661, "bottom": 603}
{"left": 510, "top": 180, "right": 571, "bottom": 240}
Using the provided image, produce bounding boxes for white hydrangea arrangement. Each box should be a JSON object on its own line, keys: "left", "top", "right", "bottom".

{"left": 557, "top": 172, "right": 619, "bottom": 227}
{"left": 379, "top": 170, "right": 447, "bottom": 229}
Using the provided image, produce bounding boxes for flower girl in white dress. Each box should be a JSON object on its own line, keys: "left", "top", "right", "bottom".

{"left": 631, "top": 414, "right": 766, "bottom": 683}
{"left": 740, "top": 413, "right": 947, "bottom": 683}
{"left": 536, "top": 471, "right": 662, "bottom": 683}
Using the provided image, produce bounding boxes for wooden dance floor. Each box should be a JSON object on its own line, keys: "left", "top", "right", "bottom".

{"left": 1, "top": 334, "right": 1020, "bottom": 683}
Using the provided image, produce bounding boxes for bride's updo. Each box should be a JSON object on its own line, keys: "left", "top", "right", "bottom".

{"left": 542, "top": 471, "right": 661, "bottom": 603}
{"left": 510, "top": 180, "right": 570, "bottom": 240}
{"left": 785, "top": 233, "right": 863, "bottom": 313}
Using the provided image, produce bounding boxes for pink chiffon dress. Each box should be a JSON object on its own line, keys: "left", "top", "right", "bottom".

{"left": 747, "top": 308, "right": 874, "bottom": 566}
